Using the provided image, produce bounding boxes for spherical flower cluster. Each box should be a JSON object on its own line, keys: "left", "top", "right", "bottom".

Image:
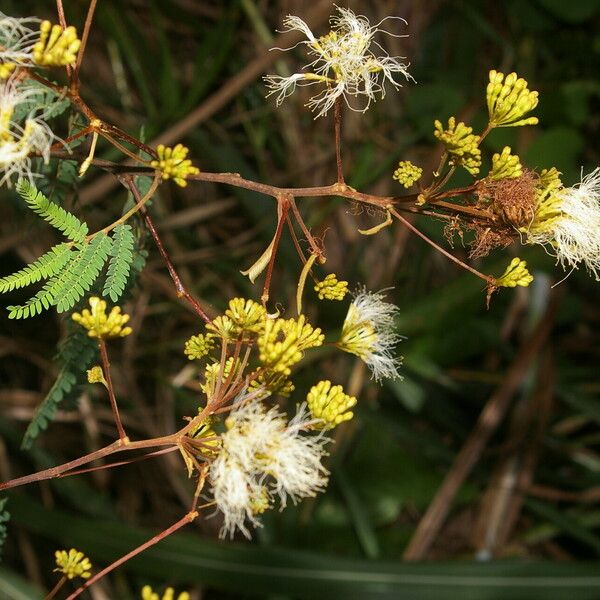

{"left": 210, "top": 400, "right": 329, "bottom": 538}
{"left": 72, "top": 296, "right": 132, "bottom": 339}
{"left": 184, "top": 333, "right": 215, "bottom": 360}
{"left": 307, "top": 380, "right": 356, "bottom": 429}
{"left": 0, "top": 13, "right": 81, "bottom": 72}
{"left": 488, "top": 146, "right": 522, "bottom": 180}
{"left": 494, "top": 257, "right": 533, "bottom": 288}
{"left": 487, "top": 70, "right": 538, "bottom": 128}
{"left": 314, "top": 273, "right": 348, "bottom": 300}
{"left": 258, "top": 314, "right": 324, "bottom": 376}
{"left": 54, "top": 548, "right": 92, "bottom": 580}
{"left": 337, "top": 288, "right": 402, "bottom": 382}
{"left": 393, "top": 160, "right": 423, "bottom": 188}
{"left": 0, "top": 76, "right": 58, "bottom": 187}
{"left": 434, "top": 117, "right": 481, "bottom": 176}
{"left": 524, "top": 167, "right": 600, "bottom": 280}
{"left": 150, "top": 144, "right": 199, "bottom": 187}
{"left": 32, "top": 21, "right": 80, "bottom": 67}
{"left": 265, "top": 7, "right": 412, "bottom": 118}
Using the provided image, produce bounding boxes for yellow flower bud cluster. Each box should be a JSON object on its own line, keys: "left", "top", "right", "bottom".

{"left": 258, "top": 315, "right": 324, "bottom": 376}
{"left": 33, "top": 21, "right": 81, "bottom": 67}
{"left": 434, "top": 117, "right": 481, "bottom": 175}
{"left": 307, "top": 380, "right": 356, "bottom": 429}
{"left": 150, "top": 144, "right": 200, "bottom": 187}
{"left": 488, "top": 146, "right": 522, "bottom": 180}
{"left": 141, "top": 585, "right": 190, "bottom": 600}
{"left": 184, "top": 333, "right": 215, "bottom": 360}
{"left": 314, "top": 274, "right": 348, "bottom": 301}
{"left": 0, "top": 63, "right": 16, "bottom": 79}
{"left": 54, "top": 548, "right": 92, "bottom": 580}
{"left": 495, "top": 257, "right": 534, "bottom": 288}
{"left": 526, "top": 167, "right": 564, "bottom": 235}
{"left": 249, "top": 371, "right": 295, "bottom": 397}
{"left": 87, "top": 365, "right": 106, "bottom": 385}
{"left": 205, "top": 315, "right": 236, "bottom": 340}
{"left": 72, "top": 297, "right": 132, "bottom": 339}
{"left": 487, "top": 70, "right": 539, "bottom": 128}
{"left": 225, "top": 297, "right": 267, "bottom": 334}
{"left": 392, "top": 160, "right": 423, "bottom": 188}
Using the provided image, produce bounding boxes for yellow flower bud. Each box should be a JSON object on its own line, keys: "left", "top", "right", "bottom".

{"left": 150, "top": 144, "right": 200, "bottom": 187}
{"left": 314, "top": 274, "right": 348, "bottom": 301}
{"left": 72, "top": 297, "right": 132, "bottom": 339}
{"left": 495, "top": 257, "right": 534, "bottom": 288}
{"left": 184, "top": 333, "right": 215, "bottom": 360}
{"left": 86, "top": 365, "right": 106, "bottom": 385}
{"left": 0, "top": 63, "right": 16, "bottom": 79}
{"left": 225, "top": 297, "right": 266, "bottom": 334}
{"left": 488, "top": 146, "right": 523, "bottom": 180}
{"left": 434, "top": 117, "right": 481, "bottom": 175}
{"left": 392, "top": 161, "right": 423, "bottom": 188}
{"left": 54, "top": 548, "right": 92, "bottom": 580}
{"left": 258, "top": 315, "right": 323, "bottom": 377}
{"left": 307, "top": 380, "right": 356, "bottom": 429}
{"left": 33, "top": 21, "right": 81, "bottom": 67}
{"left": 486, "top": 70, "right": 539, "bottom": 128}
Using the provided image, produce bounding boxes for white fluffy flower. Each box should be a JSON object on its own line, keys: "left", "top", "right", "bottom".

{"left": 265, "top": 6, "right": 412, "bottom": 118}
{"left": 209, "top": 400, "right": 329, "bottom": 539}
{"left": 525, "top": 167, "right": 600, "bottom": 280}
{"left": 0, "top": 12, "right": 40, "bottom": 72}
{"left": 0, "top": 76, "right": 58, "bottom": 187}
{"left": 338, "top": 287, "right": 402, "bottom": 381}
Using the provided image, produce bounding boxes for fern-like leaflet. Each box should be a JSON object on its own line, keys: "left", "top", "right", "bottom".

{"left": 2, "top": 185, "right": 138, "bottom": 318}
{"left": 103, "top": 224, "right": 135, "bottom": 302}
{"left": 16, "top": 179, "right": 88, "bottom": 242}
{"left": 0, "top": 244, "right": 71, "bottom": 293}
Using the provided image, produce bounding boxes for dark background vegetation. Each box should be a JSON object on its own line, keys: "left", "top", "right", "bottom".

{"left": 1, "top": 0, "right": 599, "bottom": 598}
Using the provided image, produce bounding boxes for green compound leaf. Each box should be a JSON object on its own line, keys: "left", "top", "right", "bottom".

{"left": 103, "top": 224, "right": 135, "bottom": 302}
{"left": 7, "top": 235, "right": 112, "bottom": 319}
{"left": 0, "top": 244, "right": 71, "bottom": 293}
{"left": 53, "top": 234, "right": 113, "bottom": 313}
{"left": 16, "top": 180, "right": 88, "bottom": 243}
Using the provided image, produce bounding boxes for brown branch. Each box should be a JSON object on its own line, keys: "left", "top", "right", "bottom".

{"left": 98, "top": 338, "right": 127, "bottom": 441}
{"left": 72, "top": 0, "right": 98, "bottom": 87}
{"left": 65, "top": 511, "right": 198, "bottom": 599}
{"left": 389, "top": 208, "right": 495, "bottom": 285}
{"left": 123, "top": 177, "right": 211, "bottom": 323}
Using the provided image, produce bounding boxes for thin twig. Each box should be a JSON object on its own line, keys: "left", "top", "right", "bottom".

{"left": 65, "top": 511, "right": 198, "bottom": 599}
{"left": 72, "top": 0, "right": 98, "bottom": 86}
{"left": 98, "top": 339, "right": 127, "bottom": 441}
{"left": 133, "top": 196, "right": 211, "bottom": 324}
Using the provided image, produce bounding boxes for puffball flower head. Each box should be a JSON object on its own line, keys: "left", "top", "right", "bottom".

{"left": 0, "top": 76, "right": 59, "bottom": 187}
{"left": 338, "top": 287, "right": 403, "bottom": 382}
{"left": 265, "top": 6, "right": 413, "bottom": 118}
{"left": 525, "top": 167, "right": 600, "bottom": 280}
{"left": 209, "top": 400, "right": 329, "bottom": 539}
